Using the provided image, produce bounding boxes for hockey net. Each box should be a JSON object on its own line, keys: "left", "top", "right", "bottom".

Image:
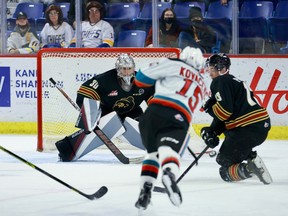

{"left": 37, "top": 48, "right": 181, "bottom": 152}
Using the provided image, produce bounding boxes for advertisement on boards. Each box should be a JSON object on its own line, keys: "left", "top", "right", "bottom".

{"left": 0, "top": 57, "right": 37, "bottom": 122}
{"left": 0, "top": 55, "right": 287, "bottom": 139}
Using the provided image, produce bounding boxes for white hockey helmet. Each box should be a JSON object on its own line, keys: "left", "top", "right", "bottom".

{"left": 180, "top": 46, "right": 205, "bottom": 70}
{"left": 115, "top": 54, "right": 135, "bottom": 85}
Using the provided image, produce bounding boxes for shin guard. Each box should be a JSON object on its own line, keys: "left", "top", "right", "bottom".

{"left": 219, "top": 163, "right": 252, "bottom": 182}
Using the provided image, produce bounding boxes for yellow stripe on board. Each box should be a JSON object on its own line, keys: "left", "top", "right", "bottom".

{"left": 0, "top": 122, "right": 37, "bottom": 134}
{"left": 0, "top": 123, "right": 287, "bottom": 140}
{"left": 192, "top": 124, "right": 288, "bottom": 140}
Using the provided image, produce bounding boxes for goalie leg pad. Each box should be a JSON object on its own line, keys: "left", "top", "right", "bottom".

{"left": 56, "top": 112, "right": 126, "bottom": 162}
{"left": 122, "top": 117, "right": 145, "bottom": 150}
{"left": 75, "top": 98, "right": 101, "bottom": 132}
{"left": 55, "top": 129, "right": 104, "bottom": 162}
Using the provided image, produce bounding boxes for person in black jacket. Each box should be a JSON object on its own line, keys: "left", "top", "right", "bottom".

{"left": 201, "top": 53, "right": 273, "bottom": 184}
{"left": 182, "top": 6, "right": 216, "bottom": 53}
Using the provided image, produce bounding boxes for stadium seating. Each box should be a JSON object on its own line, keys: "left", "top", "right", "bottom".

{"left": 204, "top": 18, "right": 232, "bottom": 53}
{"left": 105, "top": 3, "right": 141, "bottom": 37}
{"left": 239, "top": 17, "right": 270, "bottom": 39}
{"left": 205, "top": 1, "right": 233, "bottom": 19}
{"left": 238, "top": 1, "right": 274, "bottom": 53}
{"left": 204, "top": 1, "right": 233, "bottom": 53}
{"left": 279, "top": 42, "right": 288, "bottom": 54}
{"left": 54, "top": 2, "right": 70, "bottom": 20}
{"left": 138, "top": 2, "right": 172, "bottom": 19}
{"left": 239, "top": 1, "right": 273, "bottom": 18}
{"left": 273, "top": 1, "right": 288, "bottom": 17}
{"left": 106, "top": 3, "right": 140, "bottom": 19}
{"left": 115, "top": 30, "right": 146, "bottom": 47}
{"left": 36, "top": 18, "right": 47, "bottom": 34}
{"left": 268, "top": 18, "right": 288, "bottom": 53}
{"left": 13, "top": 2, "right": 44, "bottom": 19}
{"left": 173, "top": 2, "right": 206, "bottom": 18}
{"left": 7, "top": 19, "right": 16, "bottom": 31}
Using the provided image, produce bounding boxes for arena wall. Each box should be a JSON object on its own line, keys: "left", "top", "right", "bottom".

{"left": 0, "top": 53, "right": 287, "bottom": 140}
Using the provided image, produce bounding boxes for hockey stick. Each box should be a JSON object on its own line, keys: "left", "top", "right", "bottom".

{"left": 153, "top": 146, "right": 210, "bottom": 193}
{"left": 49, "top": 77, "right": 144, "bottom": 164}
{"left": 0, "top": 145, "right": 108, "bottom": 200}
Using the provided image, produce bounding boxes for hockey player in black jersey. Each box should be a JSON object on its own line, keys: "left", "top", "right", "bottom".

{"left": 201, "top": 53, "right": 272, "bottom": 184}
{"left": 55, "top": 54, "right": 154, "bottom": 162}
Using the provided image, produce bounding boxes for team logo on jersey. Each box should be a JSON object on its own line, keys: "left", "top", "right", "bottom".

{"left": 174, "top": 114, "right": 184, "bottom": 122}
{"left": 133, "top": 88, "right": 144, "bottom": 96}
{"left": 113, "top": 96, "right": 135, "bottom": 114}
{"left": 215, "top": 92, "right": 222, "bottom": 101}
{"left": 108, "top": 90, "right": 118, "bottom": 96}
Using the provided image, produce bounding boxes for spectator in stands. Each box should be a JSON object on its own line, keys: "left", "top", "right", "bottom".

{"left": 69, "top": 1, "right": 114, "bottom": 48}
{"left": 67, "top": 0, "right": 105, "bottom": 29}
{"left": 40, "top": 4, "right": 74, "bottom": 48}
{"left": 145, "top": 8, "right": 181, "bottom": 47}
{"left": 182, "top": 6, "right": 216, "bottom": 53}
{"left": 7, "top": 11, "right": 40, "bottom": 54}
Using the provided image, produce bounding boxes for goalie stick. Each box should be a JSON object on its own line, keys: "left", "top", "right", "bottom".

{"left": 153, "top": 146, "right": 210, "bottom": 193}
{"left": 0, "top": 145, "right": 108, "bottom": 200}
{"left": 49, "top": 77, "right": 144, "bottom": 164}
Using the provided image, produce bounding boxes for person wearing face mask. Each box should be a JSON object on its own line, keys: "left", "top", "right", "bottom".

{"left": 145, "top": 8, "right": 181, "bottom": 47}
{"left": 182, "top": 6, "right": 216, "bottom": 53}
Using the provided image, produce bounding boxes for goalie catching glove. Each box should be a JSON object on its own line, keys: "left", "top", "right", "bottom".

{"left": 200, "top": 127, "right": 219, "bottom": 148}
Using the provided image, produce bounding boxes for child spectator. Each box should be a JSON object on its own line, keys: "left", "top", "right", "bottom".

{"left": 7, "top": 11, "right": 40, "bottom": 54}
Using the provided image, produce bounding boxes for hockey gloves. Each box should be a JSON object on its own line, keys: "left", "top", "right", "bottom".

{"left": 201, "top": 127, "right": 219, "bottom": 148}
{"left": 201, "top": 97, "right": 216, "bottom": 112}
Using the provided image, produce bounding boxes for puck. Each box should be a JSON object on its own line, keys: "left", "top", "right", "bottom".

{"left": 209, "top": 150, "right": 217, "bottom": 157}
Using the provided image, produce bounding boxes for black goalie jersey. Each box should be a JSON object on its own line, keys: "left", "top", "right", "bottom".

{"left": 76, "top": 69, "right": 154, "bottom": 120}
{"left": 208, "top": 73, "right": 270, "bottom": 130}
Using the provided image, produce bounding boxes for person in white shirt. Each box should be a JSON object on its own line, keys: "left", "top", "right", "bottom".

{"left": 70, "top": 1, "right": 114, "bottom": 48}
{"left": 40, "top": 4, "right": 74, "bottom": 48}
{"left": 7, "top": 11, "right": 40, "bottom": 54}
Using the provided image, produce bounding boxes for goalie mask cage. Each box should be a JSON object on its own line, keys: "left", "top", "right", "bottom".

{"left": 37, "top": 48, "right": 181, "bottom": 152}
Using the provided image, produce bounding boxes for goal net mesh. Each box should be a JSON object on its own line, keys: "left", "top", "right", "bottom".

{"left": 37, "top": 48, "right": 181, "bottom": 152}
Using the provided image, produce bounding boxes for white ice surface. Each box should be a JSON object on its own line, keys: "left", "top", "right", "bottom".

{"left": 0, "top": 135, "right": 288, "bottom": 216}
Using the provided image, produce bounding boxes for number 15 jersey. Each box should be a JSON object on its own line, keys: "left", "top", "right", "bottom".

{"left": 135, "top": 58, "right": 209, "bottom": 123}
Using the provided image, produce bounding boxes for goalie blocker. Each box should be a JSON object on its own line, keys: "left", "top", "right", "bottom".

{"left": 56, "top": 98, "right": 145, "bottom": 162}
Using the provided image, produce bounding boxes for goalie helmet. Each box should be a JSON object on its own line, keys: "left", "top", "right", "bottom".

{"left": 206, "top": 53, "right": 231, "bottom": 71}
{"left": 180, "top": 46, "right": 205, "bottom": 70}
{"left": 115, "top": 54, "right": 135, "bottom": 86}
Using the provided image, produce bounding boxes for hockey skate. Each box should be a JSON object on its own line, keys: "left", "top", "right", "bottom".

{"left": 247, "top": 153, "right": 273, "bottom": 185}
{"left": 135, "top": 182, "right": 152, "bottom": 210}
{"left": 162, "top": 168, "right": 182, "bottom": 207}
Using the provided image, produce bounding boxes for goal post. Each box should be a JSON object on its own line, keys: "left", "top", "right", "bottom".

{"left": 37, "top": 48, "right": 181, "bottom": 152}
